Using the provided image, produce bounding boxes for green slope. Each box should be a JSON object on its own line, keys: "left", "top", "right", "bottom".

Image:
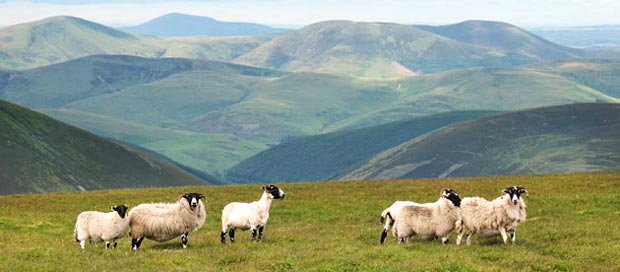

{"left": 530, "top": 59, "right": 620, "bottom": 98}
{"left": 1, "top": 54, "right": 281, "bottom": 109}
{"left": 234, "top": 20, "right": 519, "bottom": 77}
{"left": 226, "top": 111, "right": 497, "bottom": 183}
{"left": 0, "top": 16, "right": 275, "bottom": 70}
{"left": 40, "top": 109, "right": 267, "bottom": 177}
{"left": 417, "top": 20, "right": 584, "bottom": 61}
{"left": 340, "top": 103, "right": 620, "bottom": 180}
{"left": 0, "top": 99, "right": 209, "bottom": 195}
{"left": 2, "top": 56, "right": 618, "bottom": 180}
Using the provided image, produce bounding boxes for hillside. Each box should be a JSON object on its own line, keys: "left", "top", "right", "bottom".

{"left": 120, "top": 13, "right": 288, "bottom": 36}
{"left": 0, "top": 16, "right": 275, "bottom": 70}
{"left": 2, "top": 56, "right": 618, "bottom": 176}
{"left": 234, "top": 20, "right": 586, "bottom": 77}
{"left": 226, "top": 111, "right": 497, "bottom": 183}
{"left": 341, "top": 103, "right": 620, "bottom": 180}
{"left": 0, "top": 99, "right": 209, "bottom": 195}
{"left": 417, "top": 20, "right": 583, "bottom": 61}
{"left": 234, "top": 20, "right": 514, "bottom": 77}
{"left": 0, "top": 173, "right": 618, "bottom": 270}
{"left": 0, "top": 54, "right": 281, "bottom": 108}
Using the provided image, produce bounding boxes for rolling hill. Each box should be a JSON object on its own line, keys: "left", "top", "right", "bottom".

{"left": 234, "top": 20, "right": 586, "bottom": 77}
{"left": 0, "top": 16, "right": 276, "bottom": 70}
{"left": 225, "top": 111, "right": 497, "bottom": 183}
{"left": 119, "top": 12, "right": 288, "bottom": 37}
{"left": 1, "top": 56, "right": 619, "bottom": 177}
{"left": 417, "top": 20, "right": 583, "bottom": 61}
{"left": 340, "top": 103, "right": 620, "bottom": 180}
{"left": 0, "top": 99, "right": 210, "bottom": 195}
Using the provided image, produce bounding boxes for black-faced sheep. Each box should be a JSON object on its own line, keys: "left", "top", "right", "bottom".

{"left": 128, "top": 193, "right": 206, "bottom": 250}
{"left": 456, "top": 186, "right": 527, "bottom": 245}
{"left": 221, "top": 185, "right": 285, "bottom": 243}
{"left": 74, "top": 204, "right": 129, "bottom": 249}
{"left": 388, "top": 188, "right": 461, "bottom": 244}
{"left": 380, "top": 201, "right": 417, "bottom": 244}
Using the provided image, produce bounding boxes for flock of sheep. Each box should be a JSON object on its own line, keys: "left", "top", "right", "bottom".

{"left": 74, "top": 184, "right": 527, "bottom": 250}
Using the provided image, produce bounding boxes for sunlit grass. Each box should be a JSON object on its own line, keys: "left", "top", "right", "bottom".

{"left": 1, "top": 173, "right": 619, "bottom": 271}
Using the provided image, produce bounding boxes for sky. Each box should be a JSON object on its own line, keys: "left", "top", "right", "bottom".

{"left": 1, "top": 0, "right": 619, "bottom": 28}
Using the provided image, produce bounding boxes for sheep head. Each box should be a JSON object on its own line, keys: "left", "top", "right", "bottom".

{"left": 263, "top": 185, "right": 286, "bottom": 200}
{"left": 181, "top": 193, "right": 205, "bottom": 211}
{"left": 503, "top": 186, "right": 527, "bottom": 205}
{"left": 440, "top": 188, "right": 461, "bottom": 207}
{"left": 111, "top": 204, "right": 129, "bottom": 218}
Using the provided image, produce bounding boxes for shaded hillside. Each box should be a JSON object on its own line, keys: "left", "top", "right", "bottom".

{"left": 340, "top": 103, "right": 620, "bottom": 180}
{"left": 1, "top": 54, "right": 281, "bottom": 108}
{"left": 234, "top": 20, "right": 520, "bottom": 77}
{"left": 0, "top": 99, "right": 209, "bottom": 195}
{"left": 120, "top": 13, "right": 288, "bottom": 36}
{"left": 530, "top": 59, "right": 620, "bottom": 98}
{"left": 0, "top": 16, "right": 275, "bottom": 70}
{"left": 2, "top": 57, "right": 618, "bottom": 176}
{"left": 226, "top": 111, "right": 497, "bottom": 183}
{"left": 417, "top": 20, "right": 583, "bottom": 61}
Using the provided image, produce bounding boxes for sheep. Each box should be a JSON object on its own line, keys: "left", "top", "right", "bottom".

{"left": 387, "top": 188, "right": 462, "bottom": 244}
{"left": 456, "top": 186, "right": 528, "bottom": 246}
{"left": 221, "top": 184, "right": 285, "bottom": 243}
{"left": 128, "top": 193, "right": 206, "bottom": 250}
{"left": 74, "top": 204, "right": 129, "bottom": 249}
{"left": 380, "top": 201, "right": 417, "bottom": 244}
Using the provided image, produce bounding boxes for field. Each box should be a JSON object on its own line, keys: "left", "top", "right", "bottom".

{"left": 0, "top": 173, "right": 619, "bottom": 271}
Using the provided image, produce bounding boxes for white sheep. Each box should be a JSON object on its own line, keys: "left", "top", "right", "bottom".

{"left": 388, "top": 188, "right": 461, "bottom": 244}
{"left": 74, "top": 204, "right": 129, "bottom": 249}
{"left": 128, "top": 193, "right": 206, "bottom": 250}
{"left": 221, "top": 185, "right": 285, "bottom": 243}
{"left": 380, "top": 201, "right": 417, "bottom": 244}
{"left": 456, "top": 186, "right": 527, "bottom": 245}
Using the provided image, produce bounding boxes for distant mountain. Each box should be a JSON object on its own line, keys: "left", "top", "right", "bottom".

{"left": 0, "top": 16, "right": 164, "bottom": 70}
{"left": 120, "top": 13, "right": 289, "bottom": 37}
{"left": 234, "top": 20, "right": 586, "bottom": 77}
{"left": 531, "top": 25, "right": 620, "bottom": 49}
{"left": 0, "top": 16, "right": 275, "bottom": 70}
{"left": 0, "top": 99, "right": 210, "bottom": 195}
{"left": 226, "top": 111, "right": 497, "bottom": 183}
{"left": 417, "top": 20, "right": 583, "bottom": 61}
{"left": 340, "top": 103, "right": 620, "bottom": 180}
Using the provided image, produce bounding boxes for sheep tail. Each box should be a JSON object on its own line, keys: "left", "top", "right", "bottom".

{"left": 74, "top": 226, "right": 79, "bottom": 242}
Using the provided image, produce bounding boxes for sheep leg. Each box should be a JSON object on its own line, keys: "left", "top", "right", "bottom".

{"left": 510, "top": 229, "right": 516, "bottom": 244}
{"left": 105, "top": 241, "right": 111, "bottom": 249}
{"left": 251, "top": 228, "right": 258, "bottom": 242}
{"left": 456, "top": 232, "right": 463, "bottom": 245}
{"left": 466, "top": 233, "right": 473, "bottom": 246}
{"left": 113, "top": 240, "right": 118, "bottom": 249}
{"left": 181, "top": 233, "right": 189, "bottom": 249}
{"left": 220, "top": 231, "right": 226, "bottom": 244}
{"left": 257, "top": 226, "right": 265, "bottom": 242}
{"left": 229, "top": 228, "right": 235, "bottom": 243}
{"left": 499, "top": 228, "right": 509, "bottom": 244}
{"left": 441, "top": 236, "right": 449, "bottom": 245}
{"left": 131, "top": 237, "right": 144, "bottom": 251}
{"left": 380, "top": 229, "right": 389, "bottom": 244}
{"left": 79, "top": 240, "right": 86, "bottom": 249}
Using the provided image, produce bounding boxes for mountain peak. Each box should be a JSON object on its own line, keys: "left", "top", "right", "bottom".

{"left": 120, "top": 13, "right": 287, "bottom": 37}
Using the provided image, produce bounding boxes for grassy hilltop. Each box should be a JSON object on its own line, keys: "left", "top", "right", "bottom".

{"left": 0, "top": 173, "right": 618, "bottom": 271}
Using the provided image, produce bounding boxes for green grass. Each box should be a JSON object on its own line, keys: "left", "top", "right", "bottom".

{"left": 0, "top": 173, "right": 618, "bottom": 271}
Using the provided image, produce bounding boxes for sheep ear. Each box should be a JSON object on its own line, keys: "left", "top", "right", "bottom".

{"left": 110, "top": 206, "right": 115, "bottom": 211}
{"left": 519, "top": 188, "right": 529, "bottom": 196}
{"left": 262, "top": 185, "right": 267, "bottom": 190}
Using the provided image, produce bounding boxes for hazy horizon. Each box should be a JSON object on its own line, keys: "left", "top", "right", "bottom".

{"left": 1, "top": 0, "right": 620, "bottom": 28}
